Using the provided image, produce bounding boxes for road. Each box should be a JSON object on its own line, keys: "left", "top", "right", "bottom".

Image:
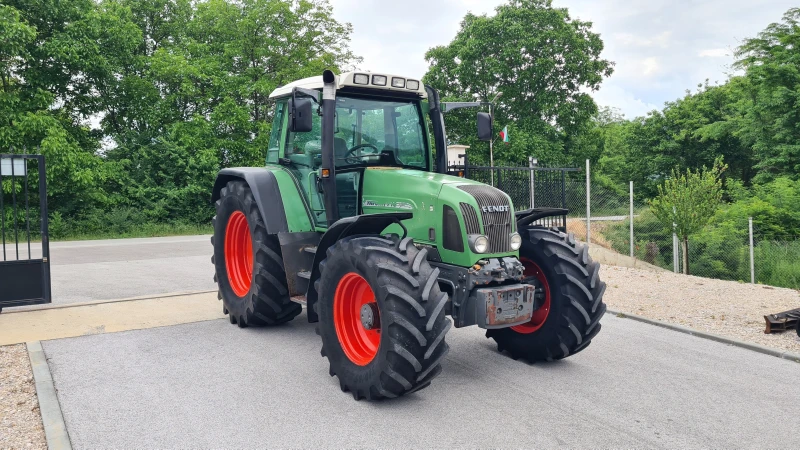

{"left": 5, "top": 235, "right": 216, "bottom": 306}
{"left": 42, "top": 312, "right": 799, "bottom": 448}
{"left": 7, "top": 235, "right": 800, "bottom": 446}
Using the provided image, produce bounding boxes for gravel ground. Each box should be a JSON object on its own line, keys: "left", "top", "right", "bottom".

{"left": 602, "top": 265, "right": 800, "bottom": 353}
{"left": 0, "top": 344, "right": 45, "bottom": 450}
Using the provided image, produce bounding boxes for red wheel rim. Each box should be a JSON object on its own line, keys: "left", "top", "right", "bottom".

{"left": 511, "top": 258, "right": 551, "bottom": 334}
{"left": 334, "top": 272, "right": 380, "bottom": 366}
{"left": 224, "top": 211, "right": 253, "bottom": 297}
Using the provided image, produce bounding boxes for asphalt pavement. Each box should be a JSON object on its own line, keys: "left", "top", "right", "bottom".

{"left": 6, "top": 235, "right": 216, "bottom": 306}
{"left": 42, "top": 312, "right": 800, "bottom": 449}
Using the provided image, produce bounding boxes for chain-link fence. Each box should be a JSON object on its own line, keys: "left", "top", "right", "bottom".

{"left": 583, "top": 171, "right": 754, "bottom": 281}
{"left": 580, "top": 162, "right": 800, "bottom": 288}
{"left": 463, "top": 158, "right": 800, "bottom": 289}
{"left": 752, "top": 235, "right": 800, "bottom": 289}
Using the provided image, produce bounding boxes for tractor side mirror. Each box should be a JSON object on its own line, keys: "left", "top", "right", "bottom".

{"left": 477, "top": 112, "right": 492, "bottom": 142}
{"left": 290, "top": 97, "right": 313, "bottom": 133}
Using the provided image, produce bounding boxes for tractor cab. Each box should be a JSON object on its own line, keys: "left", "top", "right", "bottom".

{"left": 267, "top": 74, "right": 433, "bottom": 226}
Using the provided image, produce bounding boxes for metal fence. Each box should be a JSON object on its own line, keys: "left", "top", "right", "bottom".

{"left": 579, "top": 161, "right": 800, "bottom": 289}
{"left": 448, "top": 158, "right": 582, "bottom": 231}
{"left": 458, "top": 158, "right": 800, "bottom": 290}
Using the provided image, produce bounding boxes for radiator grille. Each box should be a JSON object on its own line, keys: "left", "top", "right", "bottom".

{"left": 458, "top": 184, "right": 513, "bottom": 253}
{"left": 459, "top": 202, "right": 481, "bottom": 235}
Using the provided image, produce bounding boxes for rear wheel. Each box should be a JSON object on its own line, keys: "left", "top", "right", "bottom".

{"left": 487, "top": 228, "right": 606, "bottom": 361}
{"left": 212, "top": 180, "right": 301, "bottom": 327}
{"left": 316, "top": 236, "right": 451, "bottom": 400}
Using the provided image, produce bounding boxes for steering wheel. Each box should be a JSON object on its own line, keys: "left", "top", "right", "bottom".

{"left": 344, "top": 143, "right": 380, "bottom": 164}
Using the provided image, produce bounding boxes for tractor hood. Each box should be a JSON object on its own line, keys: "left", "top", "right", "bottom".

{"left": 361, "top": 168, "right": 517, "bottom": 267}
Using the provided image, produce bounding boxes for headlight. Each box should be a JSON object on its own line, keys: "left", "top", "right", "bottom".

{"left": 469, "top": 234, "right": 490, "bottom": 254}
{"left": 391, "top": 77, "right": 406, "bottom": 88}
{"left": 372, "top": 75, "right": 387, "bottom": 86}
{"left": 510, "top": 232, "right": 522, "bottom": 250}
{"left": 406, "top": 79, "right": 420, "bottom": 90}
{"left": 353, "top": 73, "right": 369, "bottom": 85}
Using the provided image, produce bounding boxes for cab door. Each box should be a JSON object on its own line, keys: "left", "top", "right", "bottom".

{"left": 282, "top": 100, "right": 361, "bottom": 228}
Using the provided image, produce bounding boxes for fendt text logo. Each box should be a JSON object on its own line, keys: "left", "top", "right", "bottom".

{"left": 481, "top": 205, "right": 510, "bottom": 213}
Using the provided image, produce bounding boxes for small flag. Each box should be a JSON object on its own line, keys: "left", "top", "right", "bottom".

{"left": 499, "top": 126, "right": 510, "bottom": 144}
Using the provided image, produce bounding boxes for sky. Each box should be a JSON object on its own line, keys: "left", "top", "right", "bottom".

{"left": 327, "top": 0, "right": 797, "bottom": 119}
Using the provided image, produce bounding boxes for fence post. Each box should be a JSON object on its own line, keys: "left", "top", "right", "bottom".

{"left": 749, "top": 217, "right": 755, "bottom": 284}
{"left": 528, "top": 156, "right": 535, "bottom": 209}
{"left": 585, "top": 159, "right": 590, "bottom": 244}
{"left": 672, "top": 206, "right": 679, "bottom": 273}
{"left": 629, "top": 181, "right": 634, "bottom": 258}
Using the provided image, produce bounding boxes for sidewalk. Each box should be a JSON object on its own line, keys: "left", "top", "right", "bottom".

{"left": 0, "top": 292, "right": 223, "bottom": 346}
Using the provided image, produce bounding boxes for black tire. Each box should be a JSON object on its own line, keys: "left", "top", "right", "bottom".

{"left": 212, "top": 180, "right": 301, "bottom": 327}
{"left": 796, "top": 320, "right": 800, "bottom": 338}
{"left": 486, "top": 228, "right": 606, "bottom": 362}
{"left": 316, "top": 235, "right": 450, "bottom": 400}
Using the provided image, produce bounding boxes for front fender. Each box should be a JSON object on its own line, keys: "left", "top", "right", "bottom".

{"left": 305, "top": 212, "right": 412, "bottom": 322}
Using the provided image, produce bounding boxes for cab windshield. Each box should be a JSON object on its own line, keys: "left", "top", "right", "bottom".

{"left": 286, "top": 95, "right": 429, "bottom": 170}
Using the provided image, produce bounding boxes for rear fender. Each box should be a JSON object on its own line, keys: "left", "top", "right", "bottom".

{"left": 305, "top": 212, "right": 412, "bottom": 322}
{"left": 212, "top": 168, "right": 289, "bottom": 235}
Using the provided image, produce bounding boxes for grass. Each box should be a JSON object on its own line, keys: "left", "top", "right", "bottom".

{"left": 51, "top": 222, "right": 213, "bottom": 242}
{"left": 3, "top": 222, "right": 212, "bottom": 244}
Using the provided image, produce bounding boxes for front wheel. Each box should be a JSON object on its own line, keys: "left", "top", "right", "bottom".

{"left": 486, "top": 228, "right": 606, "bottom": 361}
{"left": 316, "top": 236, "right": 451, "bottom": 400}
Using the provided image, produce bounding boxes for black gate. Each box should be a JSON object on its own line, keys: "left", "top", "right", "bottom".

{"left": 0, "top": 154, "right": 50, "bottom": 311}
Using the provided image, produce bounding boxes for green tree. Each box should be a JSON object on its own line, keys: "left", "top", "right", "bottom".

{"left": 0, "top": 1, "right": 121, "bottom": 214}
{"left": 734, "top": 7, "right": 800, "bottom": 181}
{"left": 423, "top": 0, "right": 613, "bottom": 166}
{"left": 99, "top": 0, "right": 360, "bottom": 223}
{"left": 650, "top": 159, "right": 727, "bottom": 274}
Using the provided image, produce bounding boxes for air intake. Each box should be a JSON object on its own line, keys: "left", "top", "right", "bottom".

{"left": 442, "top": 205, "right": 464, "bottom": 252}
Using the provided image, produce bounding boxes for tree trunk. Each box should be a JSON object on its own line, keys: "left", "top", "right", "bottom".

{"left": 681, "top": 236, "right": 690, "bottom": 275}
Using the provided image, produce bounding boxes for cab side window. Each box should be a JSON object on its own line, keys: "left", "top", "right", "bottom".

{"left": 267, "top": 100, "right": 287, "bottom": 163}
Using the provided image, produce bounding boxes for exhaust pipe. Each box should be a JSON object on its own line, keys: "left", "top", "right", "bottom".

{"left": 320, "top": 69, "right": 340, "bottom": 224}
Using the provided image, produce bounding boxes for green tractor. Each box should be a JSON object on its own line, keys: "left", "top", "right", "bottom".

{"left": 211, "top": 70, "right": 606, "bottom": 400}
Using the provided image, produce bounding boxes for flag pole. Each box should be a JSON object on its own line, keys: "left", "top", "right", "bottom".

{"left": 489, "top": 102, "right": 494, "bottom": 186}
{"left": 489, "top": 92, "right": 502, "bottom": 187}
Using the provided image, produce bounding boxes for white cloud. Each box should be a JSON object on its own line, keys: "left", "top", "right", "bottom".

{"left": 613, "top": 31, "right": 672, "bottom": 48}
{"left": 329, "top": 0, "right": 797, "bottom": 118}
{"left": 592, "top": 84, "right": 659, "bottom": 119}
{"left": 698, "top": 48, "right": 729, "bottom": 58}
{"left": 641, "top": 57, "right": 660, "bottom": 76}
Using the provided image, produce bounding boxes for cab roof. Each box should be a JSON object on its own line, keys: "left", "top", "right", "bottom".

{"left": 268, "top": 71, "right": 427, "bottom": 99}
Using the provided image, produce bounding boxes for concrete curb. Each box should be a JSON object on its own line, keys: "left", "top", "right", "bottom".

{"left": 26, "top": 341, "right": 72, "bottom": 450}
{"left": 608, "top": 308, "right": 800, "bottom": 363}
{"left": 3, "top": 290, "right": 217, "bottom": 314}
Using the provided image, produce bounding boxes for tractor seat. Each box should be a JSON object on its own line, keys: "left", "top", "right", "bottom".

{"left": 334, "top": 137, "right": 349, "bottom": 160}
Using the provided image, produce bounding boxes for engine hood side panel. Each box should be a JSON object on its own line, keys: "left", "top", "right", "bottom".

{"left": 360, "top": 168, "right": 517, "bottom": 267}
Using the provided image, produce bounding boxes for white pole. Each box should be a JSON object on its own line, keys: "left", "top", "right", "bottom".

{"left": 672, "top": 205, "right": 679, "bottom": 273}
{"left": 585, "top": 159, "right": 590, "bottom": 244}
{"left": 629, "top": 181, "right": 634, "bottom": 258}
{"left": 749, "top": 217, "right": 755, "bottom": 284}
{"left": 528, "top": 156, "right": 535, "bottom": 209}
{"left": 489, "top": 103, "right": 494, "bottom": 187}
